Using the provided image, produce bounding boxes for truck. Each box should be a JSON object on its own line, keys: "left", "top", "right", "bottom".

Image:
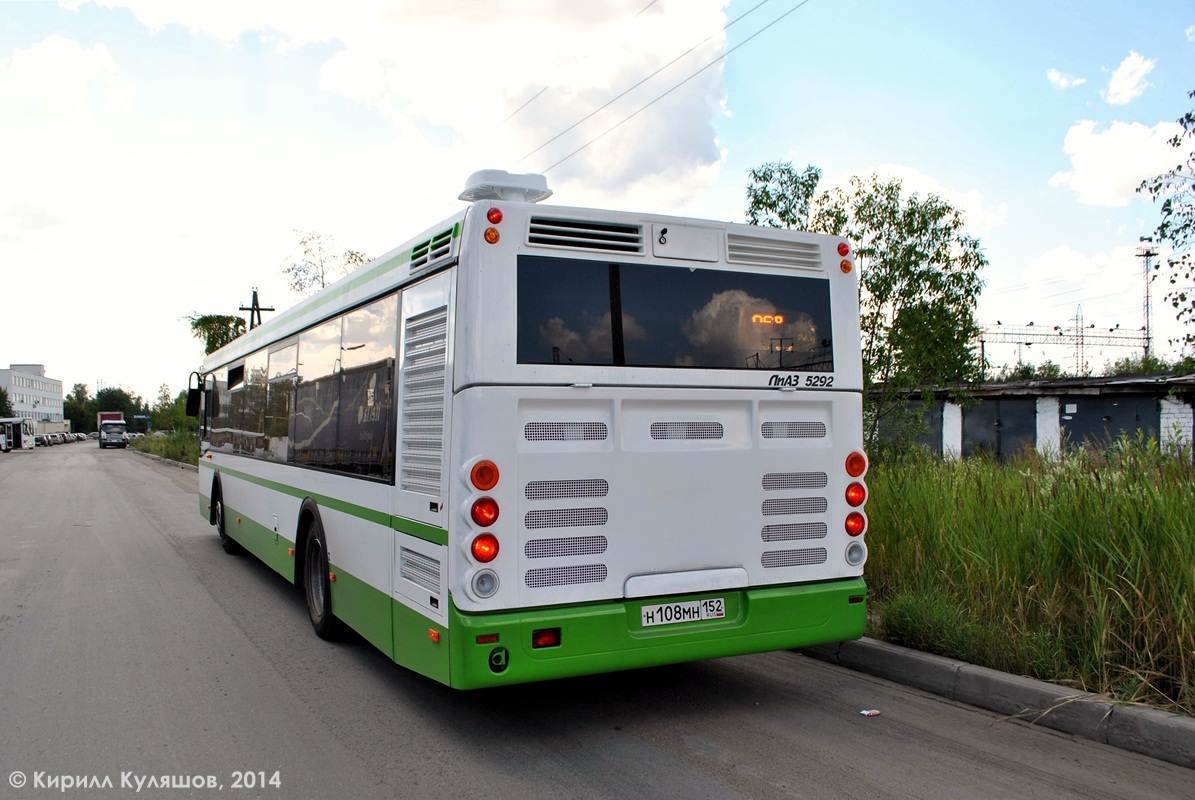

{"left": 97, "top": 411, "right": 129, "bottom": 449}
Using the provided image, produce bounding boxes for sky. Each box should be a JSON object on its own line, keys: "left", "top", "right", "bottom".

{"left": 2, "top": 0, "right": 1194, "bottom": 404}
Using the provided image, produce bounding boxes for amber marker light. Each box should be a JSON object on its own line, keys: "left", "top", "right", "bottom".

{"left": 846, "top": 513, "right": 866, "bottom": 537}
{"left": 486, "top": 207, "right": 503, "bottom": 224}
{"left": 471, "top": 497, "right": 499, "bottom": 527}
{"left": 840, "top": 259, "right": 853, "bottom": 273}
{"left": 470, "top": 460, "right": 499, "bottom": 491}
{"left": 484, "top": 227, "right": 500, "bottom": 244}
{"left": 472, "top": 533, "right": 500, "bottom": 563}
{"left": 846, "top": 451, "right": 868, "bottom": 478}
{"left": 846, "top": 482, "right": 867, "bottom": 507}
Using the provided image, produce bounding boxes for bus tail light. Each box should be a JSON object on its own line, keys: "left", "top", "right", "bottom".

{"left": 837, "top": 242, "right": 851, "bottom": 256}
{"left": 486, "top": 207, "right": 503, "bottom": 224}
{"left": 472, "top": 569, "right": 500, "bottom": 597}
{"left": 532, "top": 628, "right": 561, "bottom": 649}
{"left": 471, "top": 533, "right": 500, "bottom": 563}
{"left": 470, "top": 460, "right": 499, "bottom": 490}
{"left": 846, "top": 451, "right": 867, "bottom": 477}
{"left": 845, "top": 512, "right": 866, "bottom": 537}
{"left": 845, "top": 482, "right": 866, "bottom": 507}
{"left": 471, "top": 497, "right": 499, "bottom": 526}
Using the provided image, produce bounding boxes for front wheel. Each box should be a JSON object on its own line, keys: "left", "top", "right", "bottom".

{"left": 304, "top": 519, "right": 341, "bottom": 640}
{"left": 214, "top": 496, "right": 242, "bottom": 555}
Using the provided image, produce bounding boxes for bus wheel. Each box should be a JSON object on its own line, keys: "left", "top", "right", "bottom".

{"left": 304, "top": 519, "right": 341, "bottom": 640}
{"left": 214, "top": 496, "right": 242, "bottom": 555}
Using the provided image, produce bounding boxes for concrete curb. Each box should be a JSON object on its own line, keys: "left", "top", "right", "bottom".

{"left": 128, "top": 447, "right": 199, "bottom": 473}
{"left": 802, "top": 637, "right": 1195, "bottom": 770}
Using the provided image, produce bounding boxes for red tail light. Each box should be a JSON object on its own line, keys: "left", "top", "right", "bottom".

{"left": 471, "top": 497, "right": 499, "bottom": 526}
{"left": 471, "top": 533, "right": 499, "bottom": 562}
{"left": 846, "top": 512, "right": 866, "bottom": 536}
{"left": 846, "top": 482, "right": 867, "bottom": 507}
{"left": 532, "top": 628, "right": 561, "bottom": 648}
{"left": 487, "top": 207, "right": 503, "bottom": 224}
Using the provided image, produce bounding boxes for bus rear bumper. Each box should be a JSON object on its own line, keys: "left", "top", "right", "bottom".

{"left": 446, "top": 577, "right": 866, "bottom": 689}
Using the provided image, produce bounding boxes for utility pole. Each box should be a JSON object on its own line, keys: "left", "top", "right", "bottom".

{"left": 239, "top": 287, "right": 275, "bottom": 330}
{"left": 1137, "top": 237, "right": 1157, "bottom": 358}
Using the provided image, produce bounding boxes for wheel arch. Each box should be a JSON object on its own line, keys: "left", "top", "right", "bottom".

{"left": 208, "top": 472, "right": 222, "bottom": 526}
{"left": 294, "top": 497, "right": 324, "bottom": 588}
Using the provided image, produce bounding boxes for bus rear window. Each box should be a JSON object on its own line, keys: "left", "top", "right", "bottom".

{"left": 517, "top": 255, "right": 833, "bottom": 371}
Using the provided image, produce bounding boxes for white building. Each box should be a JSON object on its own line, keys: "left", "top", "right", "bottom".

{"left": 0, "top": 364, "right": 64, "bottom": 424}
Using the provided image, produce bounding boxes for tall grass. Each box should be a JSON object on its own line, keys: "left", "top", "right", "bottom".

{"left": 131, "top": 431, "right": 200, "bottom": 465}
{"left": 866, "top": 436, "right": 1195, "bottom": 713}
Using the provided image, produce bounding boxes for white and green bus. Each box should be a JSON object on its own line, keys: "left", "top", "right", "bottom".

{"left": 192, "top": 170, "right": 869, "bottom": 689}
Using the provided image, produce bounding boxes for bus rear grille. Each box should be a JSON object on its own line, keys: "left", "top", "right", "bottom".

{"left": 526, "top": 564, "right": 608, "bottom": 588}
{"left": 400, "top": 306, "right": 448, "bottom": 495}
{"left": 762, "top": 497, "right": 828, "bottom": 516}
{"left": 525, "top": 535, "right": 608, "bottom": 559}
{"left": 762, "top": 522, "right": 828, "bottom": 542}
{"left": 528, "top": 217, "right": 644, "bottom": 254}
{"left": 762, "top": 548, "right": 828, "bottom": 568}
{"left": 524, "top": 422, "right": 608, "bottom": 441}
{"left": 762, "top": 421, "right": 827, "bottom": 439}
{"left": 525, "top": 508, "right": 609, "bottom": 529}
{"left": 525, "top": 479, "right": 609, "bottom": 500}
{"left": 409, "top": 227, "right": 455, "bottom": 276}
{"left": 762, "top": 472, "right": 828, "bottom": 490}
{"left": 399, "top": 548, "right": 440, "bottom": 593}
{"left": 727, "top": 234, "right": 822, "bottom": 269}
{"left": 650, "top": 421, "right": 723, "bottom": 440}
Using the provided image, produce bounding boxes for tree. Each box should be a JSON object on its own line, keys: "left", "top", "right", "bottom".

{"left": 64, "top": 383, "right": 91, "bottom": 432}
{"left": 0, "top": 388, "right": 13, "bottom": 418}
{"left": 283, "top": 230, "right": 369, "bottom": 296}
{"left": 1139, "top": 88, "right": 1195, "bottom": 347}
{"left": 188, "top": 313, "right": 247, "bottom": 355}
{"left": 747, "top": 162, "right": 987, "bottom": 447}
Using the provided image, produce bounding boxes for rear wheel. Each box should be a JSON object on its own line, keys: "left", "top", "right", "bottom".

{"left": 214, "top": 496, "right": 242, "bottom": 555}
{"left": 304, "top": 519, "right": 341, "bottom": 640}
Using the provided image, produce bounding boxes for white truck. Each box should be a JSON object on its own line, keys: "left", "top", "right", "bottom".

{"left": 97, "top": 411, "right": 129, "bottom": 449}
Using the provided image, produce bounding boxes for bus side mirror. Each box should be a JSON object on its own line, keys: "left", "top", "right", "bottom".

{"left": 185, "top": 388, "right": 201, "bottom": 417}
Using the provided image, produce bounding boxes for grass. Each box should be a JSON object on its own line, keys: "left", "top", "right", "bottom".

{"left": 865, "top": 436, "right": 1195, "bottom": 714}
{"left": 130, "top": 430, "right": 200, "bottom": 465}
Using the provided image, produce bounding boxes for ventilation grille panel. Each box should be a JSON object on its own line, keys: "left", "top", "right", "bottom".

{"left": 525, "top": 508, "right": 609, "bottom": 530}
{"left": 528, "top": 217, "right": 644, "bottom": 254}
{"left": 762, "top": 522, "right": 828, "bottom": 542}
{"left": 762, "top": 421, "right": 827, "bottom": 439}
{"left": 727, "top": 234, "right": 822, "bottom": 269}
{"left": 410, "top": 227, "right": 455, "bottom": 276}
{"left": 762, "top": 548, "right": 828, "bottom": 568}
{"left": 763, "top": 472, "right": 828, "bottom": 490}
{"left": 526, "top": 564, "right": 608, "bottom": 588}
{"left": 525, "top": 535, "right": 608, "bottom": 559}
{"left": 525, "top": 479, "right": 609, "bottom": 500}
{"left": 400, "top": 306, "right": 448, "bottom": 495}
{"left": 399, "top": 547, "right": 440, "bottom": 593}
{"left": 762, "top": 497, "right": 829, "bottom": 516}
{"left": 524, "top": 422, "right": 608, "bottom": 441}
{"left": 651, "top": 421, "right": 724, "bottom": 440}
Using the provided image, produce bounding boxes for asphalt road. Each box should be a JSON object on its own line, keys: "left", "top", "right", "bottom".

{"left": 1, "top": 445, "right": 1191, "bottom": 799}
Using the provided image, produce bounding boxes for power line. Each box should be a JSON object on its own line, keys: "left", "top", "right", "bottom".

{"left": 540, "top": 0, "right": 814, "bottom": 174}
{"left": 520, "top": 0, "right": 775, "bottom": 165}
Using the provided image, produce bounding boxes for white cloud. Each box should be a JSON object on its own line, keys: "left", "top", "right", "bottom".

{"left": 1048, "top": 119, "right": 1181, "bottom": 206}
{"left": 1047, "top": 69, "right": 1086, "bottom": 89}
{"left": 861, "top": 164, "right": 1008, "bottom": 233}
{"left": 1103, "top": 50, "right": 1155, "bottom": 105}
{"left": 1186, "top": 25, "right": 1195, "bottom": 42}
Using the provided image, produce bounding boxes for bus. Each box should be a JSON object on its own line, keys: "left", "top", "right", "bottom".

{"left": 191, "top": 169, "right": 868, "bottom": 689}
{"left": 0, "top": 417, "right": 37, "bottom": 451}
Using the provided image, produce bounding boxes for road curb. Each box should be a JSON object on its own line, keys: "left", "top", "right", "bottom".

{"left": 128, "top": 447, "right": 199, "bottom": 473}
{"left": 802, "top": 637, "right": 1195, "bottom": 770}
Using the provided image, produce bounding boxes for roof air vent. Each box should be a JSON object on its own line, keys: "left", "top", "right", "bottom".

{"left": 459, "top": 169, "right": 553, "bottom": 204}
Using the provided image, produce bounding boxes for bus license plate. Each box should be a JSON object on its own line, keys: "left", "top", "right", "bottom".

{"left": 640, "top": 598, "right": 726, "bottom": 627}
